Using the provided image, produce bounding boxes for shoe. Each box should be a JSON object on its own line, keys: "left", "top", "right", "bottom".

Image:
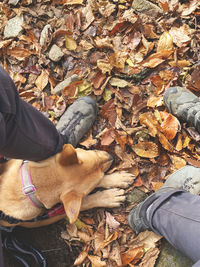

{"left": 128, "top": 165, "right": 200, "bottom": 234}
{"left": 163, "top": 86, "right": 200, "bottom": 132}
{"left": 56, "top": 96, "right": 98, "bottom": 147}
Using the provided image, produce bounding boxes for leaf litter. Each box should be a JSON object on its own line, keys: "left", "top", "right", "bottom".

{"left": 1, "top": 0, "right": 200, "bottom": 266}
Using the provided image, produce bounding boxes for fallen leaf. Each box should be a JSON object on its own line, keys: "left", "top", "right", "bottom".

{"left": 74, "top": 251, "right": 88, "bottom": 266}
{"left": 169, "top": 25, "right": 191, "bottom": 47}
{"left": 7, "top": 47, "right": 35, "bottom": 60}
{"left": 157, "top": 31, "right": 173, "bottom": 52}
{"left": 65, "top": 34, "right": 77, "bottom": 51}
{"left": 35, "top": 69, "right": 49, "bottom": 91}
{"left": 139, "top": 247, "right": 160, "bottom": 267}
{"left": 109, "top": 77, "right": 130, "bottom": 88}
{"left": 88, "top": 255, "right": 106, "bottom": 267}
{"left": 121, "top": 246, "right": 144, "bottom": 266}
{"left": 169, "top": 155, "right": 186, "bottom": 171}
{"left": 181, "top": 0, "right": 198, "bottom": 16}
{"left": 106, "top": 212, "right": 120, "bottom": 229}
{"left": 142, "top": 49, "right": 173, "bottom": 68}
{"left": 160, "top": 111, "right": 179, "bottom": 140}
{"left": 147, "top": 96, "right": 163, "bottom": 108}
{"left": 133, "top": 141, "right": 160, "bottom": 158}
{"left": 131, "top": 230, "right": 162, "bottom": 249}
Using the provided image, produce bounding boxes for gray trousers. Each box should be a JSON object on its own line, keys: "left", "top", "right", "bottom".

{"left": 148, "top": 190, "right": 200, "bottom": 267}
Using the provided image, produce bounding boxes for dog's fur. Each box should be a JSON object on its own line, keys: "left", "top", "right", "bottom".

{"left": 0, "top": 144, "right": 133, "bottom": 228}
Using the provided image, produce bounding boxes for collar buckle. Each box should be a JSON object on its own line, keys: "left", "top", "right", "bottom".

{"left": 23, "top": 185, "right": 36, "bottom": 195}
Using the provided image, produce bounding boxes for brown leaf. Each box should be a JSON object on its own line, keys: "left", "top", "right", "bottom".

{"left": 7, "top": 47, "right": 35, "bottom": 60}
{"left": 157, "top": 31, "right": 173, "bottom": 52}
{"left": 80, "top": 133, "right": 97, "bottom": 148}
{"left": 139, "top": 247, "right": 160, "bottom": 267}
{"left": 105, "top": 212, "right": 120, "bottom": 229}
{"left": 160, "top": 111, "right": 179, "bottom": 140}
{"left": 131, "top": 230, "right": 162, "bottom": 248}
{"left": 92, "top": 71, "right": 107, "bottom": 89}
{"left": 109, "top": 241, "right": 122, "bottom": 266}
{"left": 101, "top": 129, "right": 115, "bottom": 146}
{"left": 88, "top": 255, "right": 106, "bottom": 267}
{"left": 169, "top": 25, "right": 191, "bottom": 47}
{"left": 133, "top": 141, "right": 160, "bottom": 158}
{"left": 101, "top": 99, "right": 117, "bottom": 127}
{"left": 121, "top": 246, "right": 144, "bottom": 266}
{"left": 181, "top": 0, "right": 198, "bottom": 16}
{"left": 142, "top": 49, "right": 173, "bottom": 68}
{"left": 74, "top": 251, "right": 88, "bottom": 266}
{"left": 35, "top": 69, "right": 49, "bottom": 91}
{"left": 140, "top": 112, "right": 174, "bottom": 152}
{"left": 147, "top": 96, "right": 163, "bottom": 108}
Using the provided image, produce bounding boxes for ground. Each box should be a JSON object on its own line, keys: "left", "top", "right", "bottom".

{"left": 1, "top": 0, "right": 200, "bottom": 266}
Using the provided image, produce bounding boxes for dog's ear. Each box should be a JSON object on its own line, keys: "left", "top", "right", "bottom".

{"left": 58, "top": 144, "right": 80, "bottom": 166}
{"left": 60, "top": 191, "right": 83, "bottom": 224}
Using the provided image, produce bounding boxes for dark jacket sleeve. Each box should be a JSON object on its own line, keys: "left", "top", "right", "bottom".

{"left": 0, "top": 112, "right": 6, "bottom": 150}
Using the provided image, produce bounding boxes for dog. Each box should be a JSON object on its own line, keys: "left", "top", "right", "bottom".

{"left": 0, "top": 144, "right": 134, "bottom": 228}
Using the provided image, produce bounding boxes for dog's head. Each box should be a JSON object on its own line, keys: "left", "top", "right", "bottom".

{"left": 55, "top": 144, "right": 113, "bottom": 223}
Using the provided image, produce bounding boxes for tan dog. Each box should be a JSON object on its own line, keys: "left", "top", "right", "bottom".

{"left": 0, "top": 144, "right": 133, "bottom": 228}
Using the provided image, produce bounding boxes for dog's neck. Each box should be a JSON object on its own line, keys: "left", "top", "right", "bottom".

{"left": 0, "top": 159, "right": 61, "bottom": 221}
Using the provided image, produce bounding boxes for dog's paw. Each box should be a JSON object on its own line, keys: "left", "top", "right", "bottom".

{"left": 98, "top": 171, "right": 134, "bottom": 189}
{"left": 81, "top": 188, "right": 126, "bottom": 210}
{"left": 95, "top": 188, "right": 126, "bottom": 207}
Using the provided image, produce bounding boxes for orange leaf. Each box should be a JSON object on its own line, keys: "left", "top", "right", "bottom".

{"left": 121, "top": 246, "right": 144, "bottom": 266}
{"left": 160, "top": 111, "right": 179, "bottom": 140}
{"left": 142, "top": 49, "right": 173, "bottom": 68}
{"left": 7, "top": 47, "right": 35, "bottom": 60}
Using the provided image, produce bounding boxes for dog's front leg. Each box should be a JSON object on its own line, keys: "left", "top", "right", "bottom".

{"left": 97, "top": 171, "right": 134, "bottom": 189}
{"left": 81, "top": 189, "right": 126, "bottom": 210}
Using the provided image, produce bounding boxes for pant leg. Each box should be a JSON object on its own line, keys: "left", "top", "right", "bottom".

{"left": 147, "top": 190, "right": 200, "bottom": 264}
{"left": 0, "top": 67, "right": 65, "bottom": 161}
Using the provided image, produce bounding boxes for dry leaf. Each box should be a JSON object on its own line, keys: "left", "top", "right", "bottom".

{"left": 88, "top": 255, "right": 106, "bottom": 267}
{"left": 106, "top": 212, "right": 120, "bottom": 229}
{"left": 65, "top": 34, "right": 77, "bottom": 51}
{"left": 74, "top": 251, "right": 88, "bottom": 266}
{"left": 121, "top": 246, "right": 144, "bottom": 266}
{"left": 157, "top": 31, "right": 173, "bottom": 52}
{"left": 35, "top": 69, "right": 49, "bottom": 91}
{"left": 160, "top": 111, "right": 179, "bottom": 140}
{"left": 169, "top": 25, "right": 191, "bottom": 47}
{"left": 142, "top": 49, "right": 173, "bottom": 68}
{"left": 139, "top": 247, "right": 160, "bottom": 267}
{"left": 7, "top": 47, "right": 35, "bottom": 60}
{"left": 133, "top": 141, "right": 159, "bottom": 158}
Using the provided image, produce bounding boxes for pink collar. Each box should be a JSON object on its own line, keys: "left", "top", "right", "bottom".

{"left": 21, "top": 161, "right": 45, "bottom": 209}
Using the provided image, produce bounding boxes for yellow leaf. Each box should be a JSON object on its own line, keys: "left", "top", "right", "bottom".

{"left": 65, "top": 35, "right": 77, "bottom": 51}
{"left": 77, "top": 80, "right": 92, "bottom": 97}
{"left": 133, "top": 141, "right": 159, "bottom": 158}
{"left": 157, "top": 31, "right": 173, "bottom": 52}
{"left": 169, "top": 60, "right": 191, "bottom": 68}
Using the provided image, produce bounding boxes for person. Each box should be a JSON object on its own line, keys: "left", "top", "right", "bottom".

{"left": 0, "top": 65, "right": 98, "bottom": 161}
{"left": 0, "top": 65, "right": 98, "bottom": 267}
{"left": 128, "top": 86, "right": 200, "bottom": 267}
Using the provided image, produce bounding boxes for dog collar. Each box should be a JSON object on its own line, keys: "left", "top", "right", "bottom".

{"left": 21, "top": 161, "right": 45, "bottom": 209}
